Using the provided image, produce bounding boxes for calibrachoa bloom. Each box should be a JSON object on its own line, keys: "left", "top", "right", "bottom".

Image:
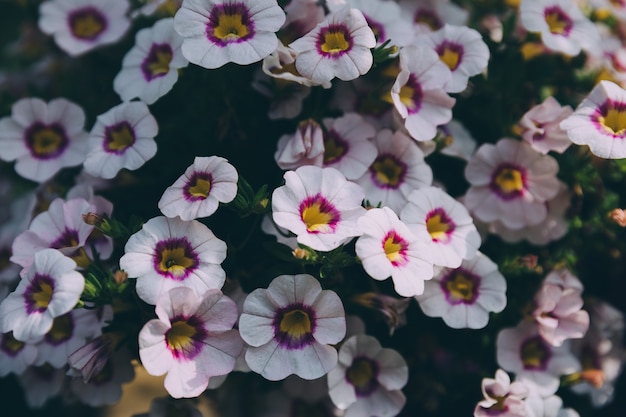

{"left": 113, "top": 18, "right": 189, "bottom": 105}
{"left": 464, "top": 138, "right": 560, "bottom": 230}
{"left": 496, "top": 322, "right": 581, "bottom": 396}
{"left": 390, "top": 44, "right": 455, "bottom": 142}
{"left": 271, "top": 166, "right": 366, "bottom": 252}
{"left": 519, "top": 96, "right": 573, "bottom": 155}
{"left": 474, "top": 369, "right": 529, "bottom": 417}
{"left": 415, "top": 251, "right": 507, "bottom": 329}
{"left": 119, "top": 216, "right": 227, "bottom": 305}
{"left": 355, "top": 207, "right": 434, "bottom": 297}
{"left": 290, "top": 6, "right": 377, "bottom": 84}
{"left": 38, "top": 0, "right": 131, "bottom": 56}
{"left": 327, "top": 334, "right": 408, "bottom": 417}
{"left": 418, "top": 24, "right": 490, "bottom": 93}
{"left": 355, "top": 129, "right": 433, "bottom": 212}
{"left": 274, "top": 119, "right": 325, "bottom": 170}
{"left": 158, "top": 156, "right": 238, "bottom": 220}
{"left": 138, "top": 287, "right": 243, "bottom": 398}
{"left": 400, "top": 186, "right": 481, "bottom": 268}
{"left": 398, "top": 0, "right": 469, "bottom": 34}
{"left": 519, "top": 0, "right": 599, "bottom": 56}
{"left": 0, "top": 249, "right": 83, "bottom": 342}
{"left": 0, "top": 97, "right": 88, "bottom": 183}
{"left": 560, "top": 80, "right": 626, "bottom": 159}
{"left": 320, "top": 113, "right": 377, "bottom": 180}
{"left": 0, "top": 332, "right": 38, "bottom": 376}
{"left": 239, "top": 274, "right": 346, "bottom": 380}
{"left": 173, "top": 0, "right": 286, "bottom": 69}
{"left": 84, "top": 101, "right": 159, "bottom": 179}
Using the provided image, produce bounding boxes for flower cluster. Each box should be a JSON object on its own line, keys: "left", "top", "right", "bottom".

{"left": 1, "top": 0, "right": 626, "bottom": 416}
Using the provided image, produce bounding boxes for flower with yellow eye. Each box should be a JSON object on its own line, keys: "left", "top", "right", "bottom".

{"left": 84, "top": 102, "right": 158, "bottom": 180}
{"left": 400, "top": 186, "right": 480, "bottom": 269}
{"left": 415, "top": 252, "right": 507, "bottom": 329}
{"left": 464, "top": 138, "right": 560, "bottom": 230}
{"left": 38, "top": 0, "right": 130, "bottom": 57}
{"left": 0, "top": 97, "right": 88, "bottom": 183}
{"left": 120, "top": 216, "right": 227, "bottom": 305}
{"left": 239, "top": 274, "right": 346, "bottom": 381}
{"left": 139, "top": 287, "right": 243, "bottom": 398}
{"left": 561, "top": 80, "right": 626, "bottom": 159}
{"left": 0, "top": 249, "right": 83, "bottom": 343}
{"left": 174, "top": 0, "right": 285, "bottom": 69}
{"left": 290, "top": 6, "right": 376, "bottom": 85}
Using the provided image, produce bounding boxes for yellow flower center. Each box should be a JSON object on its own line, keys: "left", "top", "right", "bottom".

{"left": 438, "top": 45, "right": 462, "bottom": 71}
{"left": 105, "top": 122, "right": 135, "bottom": 153}
{"left": 69, "top": 8, "right": 107, "bottom": 40}
{"left": 1, "top": 332, "right": 25, "bottom": 354}
{"left": 544, "top": 7, "right": 572, "bottom": 35}
{"left": 445, "top": 272, "right": 476, "bottom": 302}
{"left": 598, "top": 106, "right": 626, "bottom": 135}
{"left": 521, "top": 336, "right": 550, "bottom": 370}
{"left": 279, "top": 309, "right": 312, "bottom": 338}
{"left": 27, "top": 124, "right": 67, "bottom": 158}
{"left": 213, "top": 12, "right": 249, "bottom": 42}
{"left": 187, "top": 176, "right": 212, "bottom": 199}
{"left": 46, "top": 314, "right": 73, "bottom": 344}
{"left": 166, "top": 320, "right": 198, "bottom": 353}
{"left": 28, "top": 278, "right": 54, "bottom": 311}
{"left": 426, "top": 211, "right": 453, "bottom": 242}
{"left": 371, "top": 156, "right": 405, "bottom": 188}
{"left": 323, "top": 132, "right": 348, "bottom": 164}
{"left": 492, "top": 167, "right": 525, "bottom": 196}
{"left": 320, "top": 30, "right": 351, "bottom": 55}
{"left": 158, "top": 247, "right": 196, "bottom": 276}
{"left": 383, "top": 232, "right": 407, "bottom": 264}
{"left": 143, "top": 44, "right": 173, "bottom": 79}
{"left": 346, "top": 357, "right": 379, "bottom": 395}
{"left": 300, "top": 195, "right": 339, "bottom": 234}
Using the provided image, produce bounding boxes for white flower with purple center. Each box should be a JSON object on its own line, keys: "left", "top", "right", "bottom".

{"left": 390, "top": 45, "right": 455, "bottom": 142}
{"left": 398, "top": 0, "right": 469, "bottom": 34}
{"left": 464, "top": 138, "right": 561, "bottom": 230}
{"left": 159, "top": 156, "right": 238, "bottom": 221}
{"left": 327, "top": 334, "right": 408, "bottom": 417}
{"left": 0, "top": 97, "right": 88, "bottom": 183}
{"left": 289, "top": 5, "right": 376, "bottom": 84}
{"left": 415, "top": 252, "right": 507, "bottom": 329}
{"left": 11, "top": 198, "right": 96, "bottom": 273}
{"left": 139, "top": 287, "right": 243, "bottom": 398}
{"left": 84, "top": 102, "right": 158, "bottom": 180}
{"left": 474, "top": 369, "right": 529, "bottom": 417}
{"left": 274, "top": 119, "right": 326, "bottom": 171}
{"left": 272, "top": 166, "right": 366, "bottom": 252}
{"left": 496, "top": 322, "right": 581, "bottom": 396}
{"left": 356, "top": 129, "right": 433, "bottom": 213}
{"left": 520, "top": 0, "right": 600, "bottom": 56}
{"left": 560, "top": 80, "right": 626, "bottom": 159}
{"left": 0, "top": 249, "right": 83, "bottom": 342}
{"left": 400, "top": 186, "right": 481, "bottom": 269}
{"left": 38, "top": 0, "right": 131, "bottom": 57}
{"left": 320, "top": 113, "right": 377, "bottom": 180}
{"left": 418, "top": 24, "right": 490, "bottom": 93}
{"left": 114, "top": 18, "right": 189, "bottom": 105}
{"left": 355, "top": 207, "right": 433, "bottom": 297}
{"left": 119, "top": 216, "right": 227, "bottom": 305}
{"left": 240, "top": 274, "right": 345, "bottom": 381}
{"left": 173, "top": 0, "right": 286, "bottom": 69}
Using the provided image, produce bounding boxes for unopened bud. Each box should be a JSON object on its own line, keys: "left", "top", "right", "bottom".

{"left": 517, "top": 254, "right": 538, "bottom": 270}
{"left": 112, "top": 270, "right": 128, "bottom": 285}
{"left": 581, "top": 369, "right": 606, "bottom": 388}
{"left": 83, "top": 212, "right": 102, "bottom": 226}
{"left": 257, "top": 198, "right": 269, "bottom": 210}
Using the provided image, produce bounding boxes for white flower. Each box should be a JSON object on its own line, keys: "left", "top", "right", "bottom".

{"left": 327, "top": 334, "right": 408, "bottom": 417}
{"left": 519, "top": 96, "right": 573, "bottom": 155}
{"left": 390, "top": 45, "right": 455, "bottom": 142}
{"left": 84, "top": 102, "right": 158, "bottom": 179}
{"left": 418, "top": 24, "right": 490, "bottom": 93}
{"left": 355, "top": 207, "right": 433, "bottom": 297}
{"left": 400, "top": 186, "right": 481, "bottom": 268}
{"left": 39, "top": 0, "right": 131, "bottom": 56}
{"left": 174, "top": 0, "right": 286, "bottom": 69}
{"left": 113, "top": 18, "right": 189, "bottom": 105}
{"left": 474, "top": 369, "right": 529, "bottom": 417}
{"left": 139, "top": 287, "right": 243, "bottom": 398}
{"left": 119, "top": 216, "right": 227, "bottom": 305}
{"left": 0, "top": 97, "right": 88, "bottom": 183}
{"left": 398, "top": 0, "right": 469, "bottom": 34}
{"left": 0, "top": 332, "right": 38, "bottom": 376}
{"left": 519, "top": 0, "right": 600, "bottom": 56}
{"left": 159, "top": 156, "right": 238, "bottom": 220}
{"left": 355, "top": 129, "right": 433, "bottom": 213}
{"left": 271, "top": 166, "right": 366, "bottom": 252}
{"left": 274, "top": 119, "right": 326, "bottom": 170}
{"left": 290, "top": 6, "right": 376, "bottom": 84}
{"left": 0, "top": 249, "right": 83, "bottom": 342}
{"left": 560, "top": 80, "right": 626, "bottom": 159}
{"left": 239, "top": 274, "right": 346, "bottom": 380}
{"left": 464, "top": 138, "right": 560, "bottom": 230}
{"left": 415, "top": 252, "right": 507, "bottom": 329}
